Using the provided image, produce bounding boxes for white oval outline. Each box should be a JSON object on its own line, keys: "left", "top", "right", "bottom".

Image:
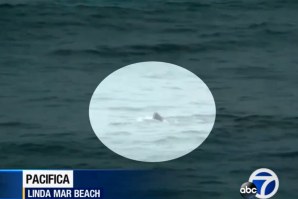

{"left": 88, "top": 61, "right": 217, "bottom": 162}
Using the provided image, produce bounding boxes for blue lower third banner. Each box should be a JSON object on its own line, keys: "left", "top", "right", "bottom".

{"left": 0, "top": 169, "right": 169, "bottom": 199}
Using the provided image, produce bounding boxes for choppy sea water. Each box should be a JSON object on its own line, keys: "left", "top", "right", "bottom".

{"left": 0, "top": 0, "right": 298, "bottom": 198}
{"left": 89, "top": 62, "right": 215, "bottom": 162}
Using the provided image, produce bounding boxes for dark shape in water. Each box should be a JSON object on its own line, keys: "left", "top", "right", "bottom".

{"left": 153, "top": 112, "right": 164, "bottom": 121}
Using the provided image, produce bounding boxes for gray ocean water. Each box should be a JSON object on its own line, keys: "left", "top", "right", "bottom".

{"left": 89, "top": 62, "right": 216, "bottom": 162}
{"left": 0, "top": 0, "right": 298, "bottom": 198}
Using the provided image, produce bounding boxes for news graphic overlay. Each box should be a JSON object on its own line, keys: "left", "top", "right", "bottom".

{"left": 240, "top": 182, "right": 257, "bottom": 199}
{"left": 23, "top": 170, "right": 100, "bottom": 198}
{"left": 249, "top": 168, "right": 279, "bottom": 199}
{"left": 240, "top": 168, "right": 279, "bottom": 199}
{"left": 0, "top": 169, "right": 163, "bottom": 199}
{"left": 89, "top": 61, "right": 216, "bottom": 162}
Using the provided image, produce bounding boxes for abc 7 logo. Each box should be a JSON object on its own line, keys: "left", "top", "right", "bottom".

{"left": 240, "top": 168, "right": 279, "bottom": 199}
{"left": 240, "top": 182, "right": 257, "bottom": 199}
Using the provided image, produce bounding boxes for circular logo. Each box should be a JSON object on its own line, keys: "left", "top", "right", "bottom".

{"left": 249, "top": 168, "right": 279, "bottom": 199}
{"left": 240, "top": 182, "right": 257, "bottom": 199}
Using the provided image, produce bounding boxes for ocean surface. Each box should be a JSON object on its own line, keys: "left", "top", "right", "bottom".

{"left": 0, "top": 0, "right": 298, "bottom": 198}
{"left": 89, "top": 62, "right": 216, "bottom": 162}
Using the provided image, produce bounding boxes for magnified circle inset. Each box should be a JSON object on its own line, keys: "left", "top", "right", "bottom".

{"left": 89, "top": 61, "right": 216, "bottom": 162}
